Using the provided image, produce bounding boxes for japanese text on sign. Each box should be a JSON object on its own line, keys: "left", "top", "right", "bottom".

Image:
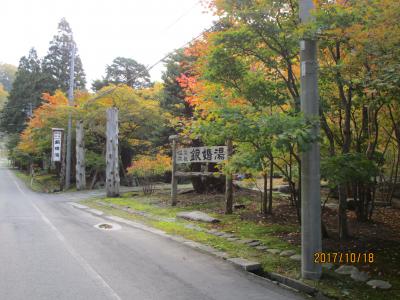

{"left": 176, "top": 146, "right": 228, "bottom": 164}
{"left": 52, "top": 129, "right": 63, "bottom": 162}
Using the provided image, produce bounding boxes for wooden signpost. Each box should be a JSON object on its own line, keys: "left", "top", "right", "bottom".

{"left": 170, "top": 136, "right": 233, "bottom": 212}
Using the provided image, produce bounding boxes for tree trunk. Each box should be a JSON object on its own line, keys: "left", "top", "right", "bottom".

{"left": 75, "top": 120, "right": 86, "bottom": 190}
{"left": 106, "top": 108, "right": 120, "bottom": 197}
{"left": 268, "top": 155, "right": 273, "bottom": 214}
{"left": 338, "top": 185, "right": 349, "bottom": 239}
{"left": 262, "top": 172, "right": 268, "bottom": 216}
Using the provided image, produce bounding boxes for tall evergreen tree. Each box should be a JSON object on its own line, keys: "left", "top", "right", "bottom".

{"left": 42, "top": 18, "right": 86, "bottom": 92}
{"left": 161, "top": 50, "right": 193, "bottom": 117}
{"left": 105, "top": 57, "right": 151, "bottom": 89}
{"left": 0, "top": 63, "right": 17, "bottom": 92}
{"left": 0, "top": 49, "right": 53, "bottom": 133}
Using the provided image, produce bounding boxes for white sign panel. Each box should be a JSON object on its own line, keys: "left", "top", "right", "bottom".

{"left": 176, "top": 146, "right": 228, "bottom": 164}
{"left": 52, "top": 129, "right": 63, "bottom": 162}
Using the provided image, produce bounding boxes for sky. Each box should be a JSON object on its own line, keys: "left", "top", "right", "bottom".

{"left": 0, "top": 0, "right": 217, "bottom": 89}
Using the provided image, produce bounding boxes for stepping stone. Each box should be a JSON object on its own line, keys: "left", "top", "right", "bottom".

{"left": 255, "top": 246, "right": 268, "bottom": 250}
{"left": 227, "top": 258, "right": 261, "bottom": 272}
{"left": 227, "top": 237, "right": 240, "bottom": 241}
{"left": 237, "top": 239, "right": 257, "bottom": 244}
{"left": 366, "top": 280, "right": 392, "bottom": 289}
{"left": 176, "top": 211, "right": 220, "bottom": 223}
{"left": 267, "top": 249, "right": 281, "bottom": 255}
{"left": 350, "top": 270, "right": 369, "bottom": 282}
{"left": 184, "top": 224, "right": 203, "bottom": 231}
{"left": 247, "top": 241, "right": 262, "bottom": 247}
{"left": 335, "top": 265, "right": 359, "bottom": 275}
{"left": 214, "top": 232, "right": 226, "bottom": 236}
{"left": 221, "top": 233, "right": 236, "bottom": 238}
{"left": 322, "top": 263, "right": 333, "bottom": 270}
{"left": 280, "top": 250, "right": 297, "bottom": 257}
{"left": 207, "top": 229, "right": 218, "bottom": 234}
{"left": 289, "top": 254, "right": 301, "bottom": 261}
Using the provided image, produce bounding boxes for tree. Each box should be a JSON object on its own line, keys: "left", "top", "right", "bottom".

{"left": 0, "top": 63, "right": 17, "bottom": 92}
{"left": 91, "top": 78, "right": 109, "bottom": 92}
{"left": 42, "top": 18, "right": 86, "bottom": 92}
{"left": 0, "top": 48, "right": 53, "bottom": 133}
{"left": 161, "top": 50, "right": 193, "bottom": 117}
{"left": 0, "top": 84, "right": 7, "bottom": 109}
{"left": 105, "top": 57, "right": 151, "bottom": 89}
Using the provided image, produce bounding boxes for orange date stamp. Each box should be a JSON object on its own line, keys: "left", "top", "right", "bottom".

{"left": 314, "top": 252, "right": 375, "bottom": 264}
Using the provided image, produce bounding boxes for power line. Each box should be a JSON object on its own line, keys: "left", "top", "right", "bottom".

{"left": 160, "top": 1, "right": 200, "bottom": 34}
{"left": 2, "top": 20, "right": 221, "bottom": 111}
{"left": 85, "top": 21, "right": 221, "bottom": 105}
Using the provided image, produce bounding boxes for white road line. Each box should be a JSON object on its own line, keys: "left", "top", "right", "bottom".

{"left": 13, "top": 179, "right": 122, "bottom": 300}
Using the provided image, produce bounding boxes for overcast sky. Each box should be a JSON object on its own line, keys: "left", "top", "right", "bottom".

{"left": 0, "top": 0, "right": 216, "bottom": 88}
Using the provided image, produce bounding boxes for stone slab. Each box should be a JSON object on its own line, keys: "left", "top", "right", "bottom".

{"left": 247, "top": 241, "right": 262, "bottom": 247}
{"left": 220, "top": 233, "right": 236, "bottom": 238}
{"left": 280, "top": 250, "right": 297, "bottom": 257}
{"left": 227, "top": 237, "right": 240, "bottom": 241}
{"left": 237, "top": 239, "right": 257, "bottom": 244}
{"left": 255, "top": 246, "right": 268, "bottom": 250}
{"left": 366, "top": 280, "right": 392, "bottom": 289}
{"left": 227, "top": 258, "right": 261, "bottom": 272}
{"left": 267, "top": 249, "right": 281, "bottom": 255}
{"left": 176, "top": 211, "right": 220, "bottom": 223}
{"left": 335, "top": 265, "right": 358, "bottom": 275}
{"left": 350, "top": 271, "right": 369, "bottom": 282}
{"left": 289, "top": 254, "right": 301, "bottom": 261}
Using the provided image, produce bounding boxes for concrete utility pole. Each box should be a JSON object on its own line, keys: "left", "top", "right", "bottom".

{"left": 75, "top": 120, "right": 86, "bottom": 190}
{"left": 65, "top": 41, "right": 75, "bottom": 190}
{"left": 299, "top": 0, "right": 322, "bottom": 280}
{"left": 106, "top": 108, "right": 120, "bottom": 197}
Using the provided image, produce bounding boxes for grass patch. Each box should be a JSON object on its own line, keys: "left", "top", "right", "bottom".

{"left": 81, "top": 192, "right": 400, "bottom": 300}
{"left": 13, "top": 170, "right": 72, "bottom": 193}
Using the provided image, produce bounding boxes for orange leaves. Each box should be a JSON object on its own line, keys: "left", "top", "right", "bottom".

{"left": 18, "top": 90, "right": 68, "bottom": 155}
{"left": 127, "top": 153, "right": 171, "bottom": 177}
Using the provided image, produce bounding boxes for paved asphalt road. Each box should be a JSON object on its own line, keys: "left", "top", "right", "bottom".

{"left": 0, "top": 166, "right": 305, "bottom": 300}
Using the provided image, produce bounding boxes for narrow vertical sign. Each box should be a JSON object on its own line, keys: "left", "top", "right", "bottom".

{"left": 52, "top": 128, "right": 64, "bottom": 162}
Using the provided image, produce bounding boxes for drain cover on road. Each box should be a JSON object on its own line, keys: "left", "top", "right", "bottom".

{"left": 94, "top": 223, "right": 121, "bottom": 231}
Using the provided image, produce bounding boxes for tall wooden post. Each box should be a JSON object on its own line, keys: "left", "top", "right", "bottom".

{"left": 60, "top": 131, "right": 66, "bottom": 191}
{"left": 225, "top": 139, "right": 233, "bottom": 214}
{"left": 169, "top": 135, "right": 178, "bottom": 206}
{"left": 106, "top": 108, "right": 120, "bottom": 197}
{"left": 75, "top": 120, "right": 86, "bottom": 190}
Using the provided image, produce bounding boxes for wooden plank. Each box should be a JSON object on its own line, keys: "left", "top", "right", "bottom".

{"left": 175, "top": 171, "right": 223, "bottom": 177}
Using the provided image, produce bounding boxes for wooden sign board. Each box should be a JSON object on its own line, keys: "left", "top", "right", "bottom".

{"left": 176, "top": 146, "right": 228, "bottom": 164}
{"left": 52, "top": 128, "right": 64, "bottom": 162}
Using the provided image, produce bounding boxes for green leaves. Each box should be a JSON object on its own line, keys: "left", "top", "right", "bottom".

{"left": 321, "top": 153, "right": 379, "bottom": 188}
